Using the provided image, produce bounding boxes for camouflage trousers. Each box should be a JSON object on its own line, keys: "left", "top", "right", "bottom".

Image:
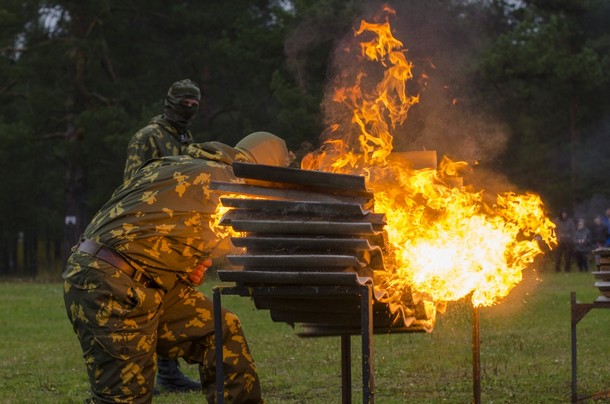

{"left": 63, "top": 252, "right": 262, "bottom": 403}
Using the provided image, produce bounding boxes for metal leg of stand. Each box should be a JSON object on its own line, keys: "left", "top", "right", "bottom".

{"left": 472, "top": 304, "right": 481, "bottom": 404}
{"left": 361, "top": 284, "right": 374, "bottom": 403}
{"left": 571, "top": 292, "right": 578, "bottom": 403}
{"left": 213, "top": 287, "right": 225, "bottom": 404}
{"left": 341, "top": 335, "right": 352, "bottom": 404}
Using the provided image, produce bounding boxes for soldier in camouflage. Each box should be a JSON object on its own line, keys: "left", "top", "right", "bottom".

{"left": 63, "top": 132, "right": 292, "bottom": 403}
{"left": 124, "top": 78, "right": 203, "bottom": 393}
{"left": 123, "top": 79, "right": 201, "bottom": 182}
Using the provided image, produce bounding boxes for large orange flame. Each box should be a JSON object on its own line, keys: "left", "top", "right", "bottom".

{"left": 303, "top": 6, "right": 556, "bottom": 311}
{"left": 302, "top": 7, "right": 418, "bottom": 176}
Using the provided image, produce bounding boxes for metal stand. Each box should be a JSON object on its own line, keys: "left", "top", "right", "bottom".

{"left": 570, "top": 291, "right": 610, "bottom": 403}
{"left": 213, "top": 283, "right": 375, "bottom": 404}
{"left": 472, "top": 304, "right": 480, "bottom": 404}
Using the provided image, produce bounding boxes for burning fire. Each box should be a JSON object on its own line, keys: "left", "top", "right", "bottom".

{"left": 302, "top": 6, "right": 556, "bottom": 312}
{"left": 210, "top": 195, "right": 246, "bottom": 257}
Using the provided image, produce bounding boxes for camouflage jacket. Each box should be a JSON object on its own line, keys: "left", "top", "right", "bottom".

{"left": 123, "top": 115, "right": 194, "bottom": 181}
{"left": 85, "top": 142, "right": 252, "bottom": 290}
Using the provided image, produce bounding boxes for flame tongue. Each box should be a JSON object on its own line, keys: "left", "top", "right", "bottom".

{"left": 302, "top": 8, "right": 418, "bottom": 174}
{"left": 303, "top": 7, "right": 556, "bottom": 311}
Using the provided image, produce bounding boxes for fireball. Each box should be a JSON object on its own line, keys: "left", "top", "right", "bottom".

{"left": 302, "top": 6, "right": 556, "bottom": 312}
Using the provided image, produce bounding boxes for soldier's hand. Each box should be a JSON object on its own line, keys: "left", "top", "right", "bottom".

{"left": 189, "top": 259, "right": 212, "bottom": 286}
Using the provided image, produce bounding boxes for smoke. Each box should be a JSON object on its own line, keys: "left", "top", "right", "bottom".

{"left": 283, "top": 18, "right": 325, "bottom": 90}
{"left": 320, "top": 1, "right": 511, "bottom": 173}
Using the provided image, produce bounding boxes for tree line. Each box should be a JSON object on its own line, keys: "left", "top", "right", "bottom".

{"left": 1, "top": 0, "right": 609, "bottom": 277}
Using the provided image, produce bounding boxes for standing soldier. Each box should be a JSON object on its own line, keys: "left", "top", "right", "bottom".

{"left": 124, "top": 79, "right": 201, "bottom": 181}
{"left": 64, "top": 132, "right": 292, "bottom": 403}
{"left": 123, "top": 79, "right": 203, "bottom": 392}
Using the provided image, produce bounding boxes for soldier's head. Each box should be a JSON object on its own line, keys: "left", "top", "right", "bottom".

{"left": 235, "top": 132, "right": 293, "bottom": 167}
{"left": 163, "top": 79, "right": 201, "bottom": 130}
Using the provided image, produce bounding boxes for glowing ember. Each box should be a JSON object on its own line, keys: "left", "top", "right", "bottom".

{"left": 302, "top": 6, "right": 556, "bottom": 312}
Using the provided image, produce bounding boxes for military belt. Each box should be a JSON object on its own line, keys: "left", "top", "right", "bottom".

{"left": 77, "top": 239, "right": 154, "bottom": 286}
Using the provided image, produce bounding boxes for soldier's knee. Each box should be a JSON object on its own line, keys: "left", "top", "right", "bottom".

{"left": 224, "top": 311, "right": 240, "bottom": 325}
{"left": 223, "top": 311, "right": 244, "bottom": 334}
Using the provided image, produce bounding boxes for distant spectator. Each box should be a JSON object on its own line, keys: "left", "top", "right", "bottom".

{"left": 601, "top": 207, "right": 610, "bottom": 246}
{"left": 573, "top": 218, "right": 591, "bottom": 272}
{"left": 553, "top": 209, "right": 576, "bottom": 272}
{"left": 591, "top": 214, "right": 609, "bottom": 267}
{"left": 591, "top": 215, "right": 609, "bottom": 249}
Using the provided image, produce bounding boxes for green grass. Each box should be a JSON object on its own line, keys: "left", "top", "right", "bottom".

{"left": 1, "top": 265, "right": 609, "bottom": 403}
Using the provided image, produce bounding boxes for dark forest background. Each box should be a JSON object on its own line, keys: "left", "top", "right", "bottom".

{"left": 1, "top": 0, "right": 609, "bottom": 277}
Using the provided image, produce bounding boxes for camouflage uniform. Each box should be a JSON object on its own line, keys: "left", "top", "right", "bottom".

{"left": 64, "top": 143, "right": 262, "bottom": 403}
{"left": 123, "top": 115, "right": 194, "bottom": 181}
{"left": 124, "top": 79, "right": 201, "bottom": 182}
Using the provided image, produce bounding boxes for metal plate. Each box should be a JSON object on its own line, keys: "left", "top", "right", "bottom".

{"left": 297, "top": 324, "right": 427, "bottom": 336}
{"left": 592, "top": 271, "right": 610, "bottom": 281}
{"left": 253, "top": 296, "right": 362, "bottom": 312}
{"left": 270, "top": 310, "right": 365, "bottom": 325}
{"left": 226, "top": 254, "right": 363, "bottom": 268}
{"left": 229, "top": 220, "right": 377, "bottom": 235}
{"left": 232, "top": 162, "right": 368, "bottom": 193}
{"left": 217, "top": 270, "right": 370, "bottom": 286}
{"left": 220, "top": 212, "right": 386, "bottom": 229}
{"left": 219, "top": 210, "right": 386, "bottom": 227}
{"left": 220, "top": 197, "right": 369, "bottom": 217}
{"left": 210, "top": 181, "right": 372, "bottom": 205}
{"left": 230, "top": 236, "right": 375, "bottom": 251}
{"left": 267, "top": 300, "right": 406, "bottom": 327}
{"left": 593, "top": 248, "right": 610, "bottom": 258}
{"left": 595, "top": 281, "right": 610, "bottom": 297}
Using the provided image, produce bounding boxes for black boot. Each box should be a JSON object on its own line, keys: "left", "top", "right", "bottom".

{"left": 156, "top": 358, "right": 202, "bottom": 393}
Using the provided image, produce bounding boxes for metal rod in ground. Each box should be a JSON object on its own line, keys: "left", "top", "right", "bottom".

{"left": 341, "top": 335, "right": 351, "bottom": 404}
{"left": 472, "top": 303, "right": 481, "bottom": 404}
{"left": 571, "top": 291, "right": 578, "bottom": 403}
{"left": 213, "top": 288, "right": 225, "bottom": 404}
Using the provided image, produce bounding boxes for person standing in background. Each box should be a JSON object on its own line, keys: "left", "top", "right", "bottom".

{"left": 591, "top": 215, "right": 609, "bottom": 249}
{"left": 124, "top": 79, "right": 200, "bottom": 181}
{"left": 553, "top": 209, "right": 576, "bottom": 272}
{"left": 601, "top": 208, "right": 610, "bottom": 246}
{"left": 591, "top": 214, "right": 609, "bottom": 266}
{"left": 573, "top": 218, "right": 591, "bottom": 272}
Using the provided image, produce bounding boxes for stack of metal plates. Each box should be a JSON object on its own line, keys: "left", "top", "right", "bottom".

{"left": 210, "top": 162, "right": 429, "bottom": 335}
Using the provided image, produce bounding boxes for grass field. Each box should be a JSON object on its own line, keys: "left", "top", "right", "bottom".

{"left": 1, "top": 264, "right": 609, "bottom": 403}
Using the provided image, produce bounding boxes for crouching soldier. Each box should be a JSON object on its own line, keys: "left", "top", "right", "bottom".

{"left": 63, "top": 132, "right": 292, "bottom": 403}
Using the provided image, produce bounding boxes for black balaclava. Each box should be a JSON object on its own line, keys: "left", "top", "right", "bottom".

{"left": 163, "top": 79, "right": 201, "bottom": 133}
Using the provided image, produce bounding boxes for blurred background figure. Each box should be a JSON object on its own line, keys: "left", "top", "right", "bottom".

{"left": 601, "top": 208, "right": 610, "bottom": 246}
{"left": 573, "top": 218, "right": 591, "bottom": 272}
{"left": 591, "top": 214, "right": 609, "bottom": 266}
{"left": 591, "top": 215, "right": 609, "bottom": 249}
{"left": 553, "top": 209, "right": 576, "bottom": 272}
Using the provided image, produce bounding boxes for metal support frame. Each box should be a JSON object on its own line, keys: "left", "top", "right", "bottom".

{"left": 570, "top": 291, "right": 610, "bottom": 403}
{"left": 472, "top": 304, "right": 480, "bottom": 404}
{"left": 213, "top": 283, "right": 374, "bottom": 404}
